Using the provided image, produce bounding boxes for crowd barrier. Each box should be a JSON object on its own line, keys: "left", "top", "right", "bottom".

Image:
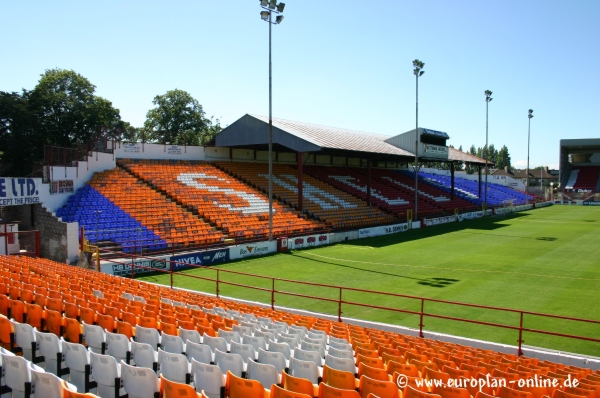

{"left": 100, "top": 252, "right": 600, "bottom": 358}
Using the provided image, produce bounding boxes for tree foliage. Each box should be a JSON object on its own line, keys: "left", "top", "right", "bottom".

{"left": 144, "top": 89, "right": 220, "bottom": 145}
{"left": 0, "top": 69, "right": 125, "bottom": 176}
{"left": 0, "top": 71, "right": 222, "bottom": 177}
{"left": 496, "top": 145, "right": 511, "bottom": 169}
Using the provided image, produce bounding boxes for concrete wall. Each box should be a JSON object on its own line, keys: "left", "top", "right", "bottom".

{"left": 113, "top": 142, "right": 205, "bottom": 161}
{"left": 41, "top": 150, "right": 116, "bottom": 213}
{"left": 31, "top": 204, "right": 79, "bottom": 263}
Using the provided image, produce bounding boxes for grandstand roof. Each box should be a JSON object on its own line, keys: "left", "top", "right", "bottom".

{"left": 448, "top": 147, "right": 490, "bottom": 165}
{"left": 560, "top": 138, "right": 600, "bottom": 152}
{"left": 216, "top": 114, "right": 489, "bottom": 164}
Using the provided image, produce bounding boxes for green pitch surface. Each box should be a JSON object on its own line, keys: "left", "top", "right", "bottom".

{"left": 140, "top": 206, "right": 600, "bottom": 356}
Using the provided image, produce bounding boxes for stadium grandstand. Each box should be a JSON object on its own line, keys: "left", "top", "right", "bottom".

{"left": 1, "top": 255, "right": 599, "bottom": 398}
{"left": 46, "top": 114, "right": 540, "bottom": 255}
{"left": 559, "top": 139, "right": 600, "bottom": 205}
{"left": 1, "top": 114, "right": 592, "bottom": 398}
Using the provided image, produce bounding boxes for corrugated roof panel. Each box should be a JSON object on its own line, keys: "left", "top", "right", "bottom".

{"left": 250, "top": 115, "right": 414, "bottom": 157}
{"left": 448, "top": 147, "right": 488, "bottom": 164}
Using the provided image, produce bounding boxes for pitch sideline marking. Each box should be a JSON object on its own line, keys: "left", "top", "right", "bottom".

{"left": 298, "top": 252, "right": 600, "bottom": 281}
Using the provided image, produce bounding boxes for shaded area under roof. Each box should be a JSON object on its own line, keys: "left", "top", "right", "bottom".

{"left": 216, "top": 114, "right": 489, "bottom": 165}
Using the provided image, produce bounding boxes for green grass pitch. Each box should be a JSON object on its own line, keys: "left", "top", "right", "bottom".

{"left": 140, "top": 205, "right": 600, "bottom": 357}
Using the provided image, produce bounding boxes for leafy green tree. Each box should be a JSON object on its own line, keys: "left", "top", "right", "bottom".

{"left": 496, "top": 145, "right": 512, "bottom": 169}
{"left": 0, "top": 91, "right": 35, "bottom": 175}
{"left": 27, "top": 69, "right": 123, "bottom": 146}
{"left": 144, "top": 89, "right": 220, "bottom": 145}
{"left": 0, "top": 69, "right": 125, "bottom": 176}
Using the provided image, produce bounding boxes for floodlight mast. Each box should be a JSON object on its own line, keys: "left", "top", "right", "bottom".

{"left": 259, "top": 0, "right": 285, "bottom": 242}
{"left": 484, "top": 90, "right": 493, "bottom": 211}
{"left": 526, "top": 109, "right": 533, "bottom": 205}
{"left": 412, "top": 59, "right": 425, "bottom": 221}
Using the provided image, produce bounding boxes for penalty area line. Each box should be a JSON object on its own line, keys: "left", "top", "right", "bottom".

{"left": 296, "top": 252, "right": 600, "bottom": 282}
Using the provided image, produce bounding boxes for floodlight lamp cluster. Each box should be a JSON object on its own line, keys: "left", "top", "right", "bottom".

{"left": 485, "top": 90, "right": 493, "bottom": 102}
{"left": 260, "top": 0, "right": 285, "bottom": 23}
{"left": 528, "top": 109, "right": 534, "bottom": 119}
{"left": 413, "top": 59, "right": 425, "bottom": 76}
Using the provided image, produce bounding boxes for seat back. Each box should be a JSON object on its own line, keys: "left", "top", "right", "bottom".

{"left": 162, "top": 334, "right": 185, "bottom": 354}
{"left": 244, "top": 334, "right": 268, "bottom": 352}
{"left": 267, "top": 340, "right": 291, "bottom": 360}
{"left": 214, "top": 349, "right": 244, "bottom": 378}
{"left": 179, "top": 327, "right": 202, "bottom": 345}
{"left": 13, "top": 321, "right": 36, "bottom": 361}
{"left": 258, "top": 348, "right": 287, "bottom": 374}
{"left": 323, "top": 364, "right": 357, "bottom": 390}
{"left": 203, "top": 335, "right": 228, "bottom": 354}
{"left": 90, "top": 351, "right": 120, "bottom": 386}
{"left": 218, "top": 330, "right": 241, "bottom": 345}
{"left": 325, "top": 354, "right": 356, "bottom": 373}
{"left": 158, "top": 348, "right": 190, "bottom": 384}
{"left": 83, "top": 323, "right": 106, "bottom": 354}
{"left": 226, "top": 370, "right": 266, "bottom": 398}
{"left": 247, "top": 359, "right": 279, "bottom": 391}
{"left": 160, "top": 374, "right": 199, "bottom": 398}
{"left": 135, "top": 325, "right": 161, "bottom": 350}
{"left": 294, "top": 348, "right": 322, "bottom": 367}
{"left": 191, "top": 358, "right": 225, "bottom": 398}
{"left": 36, "top": 330, "right": 63, "bottom": 375}
{"left": 283, "top": 371, "right": 316, "bottom": 397}
{"left": 301, "top": 340, "right": 326, "bottom": 359}
{"left": 230, "top": 341, "right": 256, "bottom": 363}
{"left": 328, "top": 347, "right": 354, "bottom": 360}
{"left": 289, "top": 356, "right": 319, "bottom": 384}
{"left": 318, "top": 382, "right": 361, "bottom": 398}
{"left": 121, "top": 360, "right": 160, "bottom": 398}
{"left": 106, "top": 331, "right": 131, "bottom": 362}
{"left": 186, "top": 340, "right": 213, "bottom": 365}
{"left": 31, "top": 367, "right": 65, "bottom": 398}
{"left": 131, "top": 340, "right": 157, "bottom": 370}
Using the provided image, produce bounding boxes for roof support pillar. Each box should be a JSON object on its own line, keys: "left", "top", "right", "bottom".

{"left": 478, "top": 165, "right": 482, "bottom": 199}
{"left": 367, "top": 158, "right": 372, "bottom": 206}
{"left": 450, "top": 162, "right": 455, "bottom": 200}
{"left": 229, "top": 147, "right": 232, "bottom": 161}
{"left": 297, "top": 152, "right": 303, "bottom": 212}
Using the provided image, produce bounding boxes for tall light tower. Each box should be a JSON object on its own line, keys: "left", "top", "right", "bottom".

{"left": 412, "top": 59, "right": 425, "bottom": 220}
{"left": 259, "top": 0, "right": 285, "bottom": 241}
{"left": 526, "top": 109, "right": 534, "bottom": 205}
{"left": 484, "top": 90, "right": 493, "bottom": 209}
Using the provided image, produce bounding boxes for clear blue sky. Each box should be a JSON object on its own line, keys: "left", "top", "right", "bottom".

{"left": 3, "top": 1, "right": 600, "bottom": 170}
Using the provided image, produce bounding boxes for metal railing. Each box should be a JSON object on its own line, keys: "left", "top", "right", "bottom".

{"left": 0, "top": 230, "right": 40, "bottom": 257}
{"left": 101, "top": 251, "right": 600, "bottom": 357}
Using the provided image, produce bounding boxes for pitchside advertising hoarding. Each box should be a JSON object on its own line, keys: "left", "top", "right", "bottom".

{"left": 229, "top": 241, "right": 277, "bottom": 260}
{"left": 170, "top": 248, "right": 230, "bottom": 271}
{"left": 0, "top": 177, "right": 42, "bottom": 206}
{"left": 100, "top": 256, "right": 170, "bottom": 277}
{"left": 359, "top": 223, "right": 409, "bottom": 238}
{"left": 288, "top": 233, "right": 330, "bottom": 249}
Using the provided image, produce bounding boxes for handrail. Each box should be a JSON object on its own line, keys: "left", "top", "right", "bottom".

{"left": 103, "top": 249, "right": 600, "bottom": 357}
